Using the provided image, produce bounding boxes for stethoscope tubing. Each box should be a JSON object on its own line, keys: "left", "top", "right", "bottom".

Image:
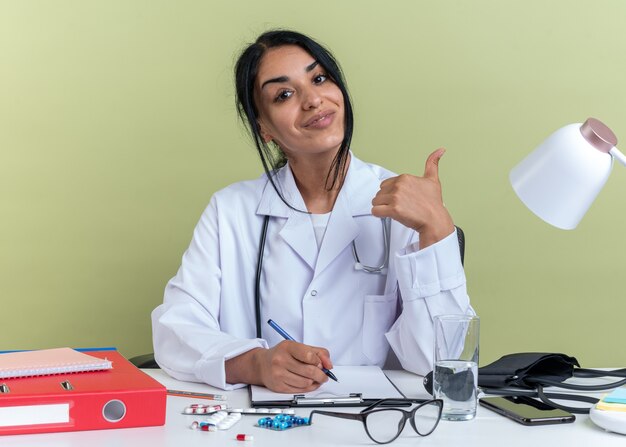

{"left": 255, "top": 215, "right": 270, "bottom": 338}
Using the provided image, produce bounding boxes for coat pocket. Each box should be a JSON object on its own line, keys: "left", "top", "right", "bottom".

{"left": 362, "top": 291, "right": 398, "bottom": 365}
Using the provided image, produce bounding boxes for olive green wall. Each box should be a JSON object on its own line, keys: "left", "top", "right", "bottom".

{"left": 2, "top": 0, "right": 625, "bottom": 366}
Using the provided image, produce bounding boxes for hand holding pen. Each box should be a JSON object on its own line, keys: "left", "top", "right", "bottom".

{"left": 267, "top": 319, "right": 338, "bottom": 382}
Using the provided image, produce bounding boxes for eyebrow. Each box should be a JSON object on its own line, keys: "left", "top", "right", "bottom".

{"left": 260, "top": 60, "right": 319, "bottom": 90}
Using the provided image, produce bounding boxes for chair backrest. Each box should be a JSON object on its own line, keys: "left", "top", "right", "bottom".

{"left": 128, "top": 352, "right": 159, "bottom": 369}
{"left": 456, "top": 225, "right": 465, "bottom": 266}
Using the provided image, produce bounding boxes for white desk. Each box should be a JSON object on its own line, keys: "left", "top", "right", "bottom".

{"left": 2, "top": 369, "right": 625, "bottom": 446}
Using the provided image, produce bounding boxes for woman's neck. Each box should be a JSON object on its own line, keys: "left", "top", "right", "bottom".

{"left": 288, "top": 151, "right": 350, "bottom": 214}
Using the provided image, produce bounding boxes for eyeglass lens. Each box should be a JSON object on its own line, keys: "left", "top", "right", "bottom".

{"left": 365, "top": 409, "right": 406, "bottom": 444}
{"left": 412, "top": 401, "right": 442, "bottom": 435}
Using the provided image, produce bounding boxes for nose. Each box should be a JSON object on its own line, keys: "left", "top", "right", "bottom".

{"left": 302, "top": 87, "right": 322, "bottom": 110}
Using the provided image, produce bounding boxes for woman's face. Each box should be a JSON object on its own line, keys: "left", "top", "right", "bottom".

{"left": 254, "top": 45, "right": 345, "bottom": 160}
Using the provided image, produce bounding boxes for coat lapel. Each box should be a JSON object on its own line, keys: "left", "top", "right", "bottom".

{"left": 256, "top": 167, "right": 317, "bottom": 270}
{"left": 314, "top": 156, "right": 384, "bottom": 276}
{"left": 256, "top": 155, "right": 388, "bottom": 275}
{"left": 314, "top": 191, "right": 359, "bottom": 275}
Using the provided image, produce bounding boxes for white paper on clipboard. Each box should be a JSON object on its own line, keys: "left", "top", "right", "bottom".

{"left": 250, "top": 365, "right": 403, "bottom": 405}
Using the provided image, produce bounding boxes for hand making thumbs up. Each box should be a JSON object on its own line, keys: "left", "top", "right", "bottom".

{"left": 371, "top": 148, "right": 455, "bottom": 249}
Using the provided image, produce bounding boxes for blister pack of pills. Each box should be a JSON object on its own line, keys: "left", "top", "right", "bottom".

{"left": 189, "top": 411, "right": 242, "bottom": 431}
{"left": 256, "top": 414, "right": 311, "bottom": 431}
{"left": 183, "top": 404, "right": 299, "bottom": 416}
{"left": 231, "top": 408, "right": 296, "bottom": 415}
{"left": 183, "top": 404, "right": 228, "bottom": 415}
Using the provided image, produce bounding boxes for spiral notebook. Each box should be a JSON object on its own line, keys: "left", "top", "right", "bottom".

{"left": 0, "top": 348, "right": 113, "bottom": 379}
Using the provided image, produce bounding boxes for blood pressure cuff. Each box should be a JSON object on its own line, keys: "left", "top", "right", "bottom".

{"left": 478, "top": 352, "right": 579, "bottom": 389}
{"left": 423, "top": 352, "right": 578, "bottom": 399}
{"left": 423, "top": 352, "right": 626, "bottom": 414}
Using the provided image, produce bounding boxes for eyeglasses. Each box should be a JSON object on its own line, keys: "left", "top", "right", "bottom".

{"left": 308, "top": 398, "right": 443, "bottom": 444}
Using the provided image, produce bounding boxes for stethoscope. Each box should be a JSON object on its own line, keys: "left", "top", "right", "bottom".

{"left": 353, "top": 218, "right": 390, "bottom": 274}
{"left": 254, "top": 215, "right": 390, "bottom": 338}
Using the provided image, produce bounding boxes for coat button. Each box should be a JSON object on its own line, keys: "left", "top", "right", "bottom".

{"left": 310, "top": 290, "right": 318, "bottom": 296}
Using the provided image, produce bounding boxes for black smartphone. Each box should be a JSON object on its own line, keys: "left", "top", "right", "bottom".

{"left": 479, "top": 396, "right": 576, "bottom": 426}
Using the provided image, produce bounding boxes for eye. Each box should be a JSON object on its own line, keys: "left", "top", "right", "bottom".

{"left": 274, "top": 89, "right": 293, "bottom": 102}
{"left": 313, "top": 73, "right": 328, "bottom": 84}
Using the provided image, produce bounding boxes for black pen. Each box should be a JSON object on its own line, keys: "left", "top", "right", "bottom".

{"left": 267, "top": 319, "right": 338, "bottom": 382}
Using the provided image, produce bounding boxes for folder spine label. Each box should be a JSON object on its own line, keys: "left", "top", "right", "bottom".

{"left": 0, "top": 403, "right": 70, "bottom": 427}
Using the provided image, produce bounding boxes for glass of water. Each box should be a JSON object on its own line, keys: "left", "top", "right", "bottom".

{"left": 433, "top": 314, "right": 480, "bottom": 421}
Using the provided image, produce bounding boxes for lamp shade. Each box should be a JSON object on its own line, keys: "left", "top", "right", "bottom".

{"left": 510, "top": 118, "right": 620, "bottom": 230}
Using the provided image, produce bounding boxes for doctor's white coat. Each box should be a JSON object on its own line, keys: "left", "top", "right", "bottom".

{"left": 152, "top": 155, "right": 472, "bottom": 390}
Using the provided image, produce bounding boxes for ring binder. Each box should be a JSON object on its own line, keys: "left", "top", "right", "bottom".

{"left": 0, "top": 349, "right": 166, "bottom": 435}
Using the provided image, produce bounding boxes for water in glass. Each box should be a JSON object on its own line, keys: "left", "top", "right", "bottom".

{"left": 433, "top": 360, "right": 478, "bottom": 421}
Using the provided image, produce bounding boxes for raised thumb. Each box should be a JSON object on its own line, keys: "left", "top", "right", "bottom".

{"left": 423, "top": 147, "right": 446, "bottom": 180}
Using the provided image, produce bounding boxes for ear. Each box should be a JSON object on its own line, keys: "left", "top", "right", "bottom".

{"left": 257, "top": 120, "right": 273, "bottom": 143}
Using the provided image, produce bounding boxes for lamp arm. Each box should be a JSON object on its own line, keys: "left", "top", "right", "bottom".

{"left": 610, "top": 147, "right": 626, "bottom": 167}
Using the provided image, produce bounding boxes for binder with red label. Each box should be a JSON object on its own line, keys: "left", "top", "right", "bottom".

{"left": 0, "top": 349, "right": 166, "bottom": 435}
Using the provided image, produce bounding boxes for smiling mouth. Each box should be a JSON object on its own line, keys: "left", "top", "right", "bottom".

{"left": 303, "top": 112, "right": 334, "bottom": 127}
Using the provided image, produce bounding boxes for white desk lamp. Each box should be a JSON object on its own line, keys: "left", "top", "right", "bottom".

{"left": 510, "top": 118, "right": 625, "bottom": 229}
{"left": 510, "top": 117, "right": 626, "bottom": 435}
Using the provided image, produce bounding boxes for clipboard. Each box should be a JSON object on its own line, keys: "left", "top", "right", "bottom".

{"left": 250, "top": 366, "right": 405, "bottom": 407}
{"left": 251, "top": 392, "right": 368, "bottom": 408}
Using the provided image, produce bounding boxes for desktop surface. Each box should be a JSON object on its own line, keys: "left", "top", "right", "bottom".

{"left": 1, "top": 369, "right": 624, "bottom": 446}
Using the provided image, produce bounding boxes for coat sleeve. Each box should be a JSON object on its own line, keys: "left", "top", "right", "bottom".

{"left": 385, "top": 229, "right": 474, "bottom": 375}
{"left": 151, "top": 198, "right": 267, "bottom": 390}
